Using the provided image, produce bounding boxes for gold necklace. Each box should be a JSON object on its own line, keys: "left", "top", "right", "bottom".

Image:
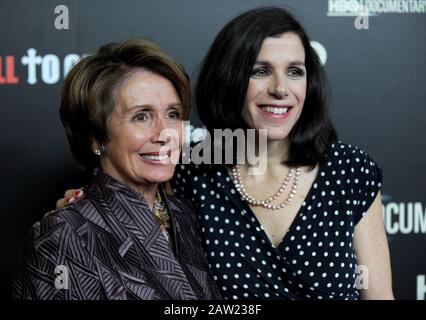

{"left": 152, "top": 191, "right": 170, "bottom": 228}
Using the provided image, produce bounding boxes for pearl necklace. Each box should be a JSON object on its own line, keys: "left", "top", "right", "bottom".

{"left": 231, "top": 165, "right": 301, "bottom": 210}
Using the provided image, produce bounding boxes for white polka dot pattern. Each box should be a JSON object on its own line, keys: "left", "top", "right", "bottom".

{"left": 171, "top": 142, "right": 383, "bottom": 300}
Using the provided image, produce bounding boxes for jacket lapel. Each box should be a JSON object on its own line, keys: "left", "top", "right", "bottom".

{"left": 92, "top": 172, "right": 196, "bottom": 299}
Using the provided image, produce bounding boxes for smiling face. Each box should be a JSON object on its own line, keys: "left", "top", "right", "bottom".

{"left": 241, "top": 32, "right": 307, "bottom": 142}
{"left": 98, "top": 69, "right": 183, "bottom": 189}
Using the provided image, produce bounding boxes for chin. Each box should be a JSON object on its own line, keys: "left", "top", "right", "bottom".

{"left": 265, "top": 128, "right": 292, "bottom": 141}
{"left": 144, "top": 170, "right": 175, "bottom": 183}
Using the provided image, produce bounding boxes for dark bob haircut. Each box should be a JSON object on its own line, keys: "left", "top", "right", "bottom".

{"left": 60, "top": 38, "right": 190, "bottom": 172}
{"left": 195, "top": 7, "right": 337, "bottom": 168}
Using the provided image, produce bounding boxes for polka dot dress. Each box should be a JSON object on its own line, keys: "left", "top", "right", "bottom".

{"left": 171, "top": 142, "right": 383, "bottom": 300}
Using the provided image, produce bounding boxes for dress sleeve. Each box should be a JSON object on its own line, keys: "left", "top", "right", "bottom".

{"left": 349, "top": 148, "right": 383, "bottom": 225}
{"left": 12, "top": 212, "right": 98, "bottom": 300}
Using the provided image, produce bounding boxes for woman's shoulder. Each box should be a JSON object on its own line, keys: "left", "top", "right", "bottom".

{"left": 327, "top": 142, "right": 383, "bottom": 223}
{"left": 321, "top": 141, "right": 383, "bottom": 195}
{"left": 31, "top": 202, "right": 88, "bottom": 238}
{"left": 13, "top": 201, "right": 96, "bottom": 299}
{"left": 330, "top": 141, "right": 373, "bottom": 158}
{"left": 327, "top": 141, "right": 382, "bottom": 170}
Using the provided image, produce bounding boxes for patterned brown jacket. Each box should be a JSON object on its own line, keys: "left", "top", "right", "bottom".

{"left": 13, "top": 171, "right": 222, "bottom": 300}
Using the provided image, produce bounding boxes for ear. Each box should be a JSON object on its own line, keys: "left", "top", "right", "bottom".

{"left": 91, "top": 138, "right": 102, "bottom": 155}
{"left": 91, "top": 138, "right": 98, "bottom": 152}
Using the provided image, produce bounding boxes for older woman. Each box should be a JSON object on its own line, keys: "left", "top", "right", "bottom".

{"left": 12, "top": 38, "right": 221, "bottom": 300}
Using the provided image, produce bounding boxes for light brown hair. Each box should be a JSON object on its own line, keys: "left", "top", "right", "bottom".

{"left": 60, "top": 38, "right": 190, "bottom": 172}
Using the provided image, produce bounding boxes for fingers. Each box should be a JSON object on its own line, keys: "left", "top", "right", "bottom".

{"left": 55, "top": 188, "right": 84, "bottom": 210}
{"left": 49, "top": 192, "right": 77, "bottom": 216}
{"left": 64, "top": 189, "right": 84, "bottom": 201}
{"left": 56, "top": 197, "right": 69, "bottom": 210}
{"left": 64, "top": 189, "right": 78, "bottom": 198}
{"left": 57, "top": 196, "right": 76, "bottom": 208}
{"left": 74, "top": 189, "right": 84, "bottom": 198}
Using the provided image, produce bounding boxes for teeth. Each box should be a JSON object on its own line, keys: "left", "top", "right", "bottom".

{"left": 262, "top": 106, "right": 289, "bottom": 114}
{"left": 141, "top": 154, "right": 168, "bottom": 161}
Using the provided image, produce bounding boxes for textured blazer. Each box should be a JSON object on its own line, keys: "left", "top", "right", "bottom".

{"left": 13, "top": 171, "right": 222, "bottom": 300}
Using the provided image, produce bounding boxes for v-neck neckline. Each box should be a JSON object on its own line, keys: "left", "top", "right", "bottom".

{"left": 95, "top": 171, "right": 180, "bottom": 258}
{"left": 92, "top": 171, "right": 202, "bottom": 299}
{"left": 219, "top": 160, "right": 326, "bottom": 252}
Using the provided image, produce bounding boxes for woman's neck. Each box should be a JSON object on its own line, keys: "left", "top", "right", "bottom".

{"left": 100, "top": 164, "right": 159, "bottom": 210}
{"left": 244, "top": 138, "right": 290, "bottom": 177}
{"left": 136, "top": 183, "right": 158, "bottom": 210}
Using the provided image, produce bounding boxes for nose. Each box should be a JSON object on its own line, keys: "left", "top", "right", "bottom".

{"left": 267, "top": 74, "right": 289, "bottom": 99}
{"left": 151, "top": 116, "right": 170, "bottom": 145}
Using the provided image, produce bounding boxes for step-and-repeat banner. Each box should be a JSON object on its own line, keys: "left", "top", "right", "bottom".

{"left": 1, "top": 0, "right": 425, "bottom": 299}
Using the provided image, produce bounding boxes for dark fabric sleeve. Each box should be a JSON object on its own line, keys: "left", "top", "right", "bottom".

{"left": 12, "top": 213, "right": 101, "bottom": 300}
{"left": 349, "top": 148, "right": 384, "bottom": 225}
{"left": 12, "top": 217, "right": 66, "bottom": 300}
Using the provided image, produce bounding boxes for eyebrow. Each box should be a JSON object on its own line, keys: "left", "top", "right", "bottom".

{"left": 254, "top": 60, "right": 306, "bottom": 68}
{"left": 124, "top": 103, "right": 182, "bottom": 113}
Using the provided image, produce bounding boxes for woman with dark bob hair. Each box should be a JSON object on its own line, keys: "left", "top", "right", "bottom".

{"left": 173, "top": 7, "right": 394, "bottom": 300}
{"left": 13, "top": 38, "right": 221, "bottom": 300}
{"left": 57, "top": 7, "right": 394, "bottom": 300}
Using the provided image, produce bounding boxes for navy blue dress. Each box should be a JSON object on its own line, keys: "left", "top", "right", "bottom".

{"left": 171, "top": 142, "right": 383, "bottom": 300}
